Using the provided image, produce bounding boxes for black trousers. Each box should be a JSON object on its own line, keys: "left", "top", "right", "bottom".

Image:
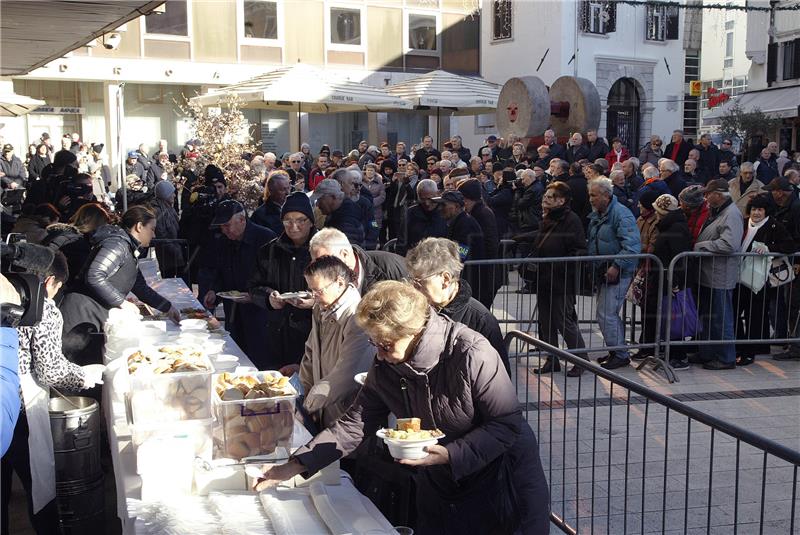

{"left": 537, "top": 290, "right": 586, "bottom": 357}
{"left": 1, "top": 411, "right": 60, "bottom": 535}
{"left": 735, "top": 284, "right": 774, "bottom": 358}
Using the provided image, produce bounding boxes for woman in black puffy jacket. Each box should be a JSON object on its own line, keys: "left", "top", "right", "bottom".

{"left": 60, "top": 206, "right": 179, "bottom": 365}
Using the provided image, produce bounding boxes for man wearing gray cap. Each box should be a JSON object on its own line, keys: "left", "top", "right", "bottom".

{"left": 678, "top": 184, "right": 709, "bottom": 246}
{"left": 691, "top": 178, "right": 743, "bottom": 370}
{"left": 311, "top": 178, "right": 365, "bottom": 247}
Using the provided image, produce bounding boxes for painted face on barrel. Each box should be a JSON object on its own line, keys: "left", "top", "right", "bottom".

{"left": 507, "top": 102, "right": 518, "bottom": 123}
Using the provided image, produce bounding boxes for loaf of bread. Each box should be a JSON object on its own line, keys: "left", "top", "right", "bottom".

{"left": 396, "top": 418, "right": 421, "bottom": 432}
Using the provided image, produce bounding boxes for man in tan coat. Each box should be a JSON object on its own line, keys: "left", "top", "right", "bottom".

{"left": 728, "top": 162, "right": 763, "bottom": 217}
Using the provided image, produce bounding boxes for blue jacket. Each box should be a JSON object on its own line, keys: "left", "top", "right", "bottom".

{"left": 325, "top": 198, "right": 365, "bottom": 247}
{"left": 1, "top": 327, "right": 20, "bottom": 456}
{"left": 632, "top": 179, "right": 670, "bottom": 217}
{"left": 587, "top": 195, "right": 642, "bottom": 276}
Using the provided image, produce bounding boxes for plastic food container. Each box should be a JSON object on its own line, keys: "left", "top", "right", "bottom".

{"left": 128, "top": 354, "right": 213, "bottom": 424}
{"left": 211, "top": 354, "right": 239, "bottom": 373}
{"left": 213, "top": 372, "right": 297, "bottom": 460}
{"left": 132, "top": 418, "right": 214, "bottom": 470}
{"left": 180, "top": 319, "right": 208, "bottom": 331}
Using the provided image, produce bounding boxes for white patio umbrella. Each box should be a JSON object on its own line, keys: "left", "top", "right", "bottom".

{"left": 386, "top": 70, "right": 501, "bottom": 142}
{"left": 191, "top": 64, "right": 412, "bottom": 146}
{"left": 0, "top": 90, "right": 45, "bottom": 117}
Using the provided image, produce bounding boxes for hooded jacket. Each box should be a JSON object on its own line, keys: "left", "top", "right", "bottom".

{"left": 292, "top": 312, "right": 550, "bottom": 535}
{"left": 299, "top": 285, "right": 375, "bottom": 428}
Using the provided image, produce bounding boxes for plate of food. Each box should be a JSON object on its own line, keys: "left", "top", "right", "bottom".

{"left": 277, "top": 291, "right": 312, "bottom": 300}
{"left": 376, "top": 418, "right": 444, "bottom": 460}
{"left": 217, "top": 290, "right": 250, "bottom": 302}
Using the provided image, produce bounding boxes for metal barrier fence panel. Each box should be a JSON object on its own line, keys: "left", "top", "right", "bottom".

{"left": 465, "top": 252, "right": 667, "bottom": 375}
{"left": 505, "top": 330, "right": 800, "bottom": 535}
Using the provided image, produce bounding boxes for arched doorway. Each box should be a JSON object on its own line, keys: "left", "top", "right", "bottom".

{"left": 606, "top": 78, "right": 640, "bottom": 154}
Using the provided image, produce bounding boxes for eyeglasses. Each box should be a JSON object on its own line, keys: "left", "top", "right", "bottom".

{"left": 290, "top": 160, "right": 302, "bottom": 164}
{"left": 367, "top": 337, "right": 393, "bottom": 352}
{"left": 406, "top": 272, "right": 439, "bottom": 288}
{"left": 282, "top": 217, "right": 310, "bottom": 227}
{"left": 308, "top": 279, "right": 337, "bottom": 296}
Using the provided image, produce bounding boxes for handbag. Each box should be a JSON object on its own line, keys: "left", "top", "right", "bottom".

{"left": 739, "top": 253, "right": 770, "bottom": 294}
{"left": 625, "top": 261, "right": 650, "bottom": 306}
{"left": 662, "top": 288, "right": 700, "bottom": 340}
{"left": 768, "top": 256, "right": 795, "bottom": 288}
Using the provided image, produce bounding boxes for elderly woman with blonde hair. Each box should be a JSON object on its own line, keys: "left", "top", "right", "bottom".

{"left": 255, "top": 281, "right": 550, "bottom": 535}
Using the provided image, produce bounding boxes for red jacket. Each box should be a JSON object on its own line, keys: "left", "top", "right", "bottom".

{"left": 686, "top": 203, "right": 710, "bottom": 245}
{"left": 605, "top": 148, "right": 630, "bottom": 167}
{"left": 307, "top": 168, "right": 326, "bottom": 191}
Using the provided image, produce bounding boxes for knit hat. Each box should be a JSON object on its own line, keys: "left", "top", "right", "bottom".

{"left": 638, "top": 189, "right": 661, "bottom": 211}
{"left": 457, "top": 178, "right": 483, "bottom": 201}
{"left": 653, "top": 194, "right": 679, "bottom": 215}
{"left": 204, "top": 164, "right": 226, "bottom": 186}
{"left": 154, "top": 180, "right": 175, "bottom": 201}
{"left": 281, "top": 191, "right": 315, "bottom": 223}
{"left": 679, "top": 184, "right": 705, "bottom": 208}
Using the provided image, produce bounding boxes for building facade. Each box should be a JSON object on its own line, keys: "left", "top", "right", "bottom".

{"left": 5, "top": 0, "right": 481, "bottom": 172}
{"left": 454, "top": 0, "right": 688, "bottom": 153}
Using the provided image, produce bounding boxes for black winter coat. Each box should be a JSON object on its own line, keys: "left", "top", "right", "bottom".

{"left": 564, "top": 175, "right": 591, "bottom": 228}
{"left": 745, "top": 217, "right": 797, "bottom": 255}
{"left": 60, "top": 225, "right": 171, "bottom": 335}
{"left": 566, "top": 144, "right": 590, "bottom": 163}
{"left": 248, "top": 231, "right": 316, "bottom": 367}
{"left": 664, "top": 140, "right": 691, "bottom": 167}
{"left": 325, "top": 198, "right": 365, "bottom": 247}
{"left": 652, "top": 210, "right": 692, "bottom": 290}
{"left": 250, "top": 200, "right": 284, "bottom": 236}
{"left": 354, "top": 245, "right": 407, "bottom": 295}
{"left": 510, "top": 181, "right": 542, "bottom": 234}
{"left": 487, "top": 182, "right": 514, "bottom": 237}
{"left": 41, "top": 223, "right": 93, "bottom": 295}
{"left": 531, "top": 206, "right": 586, "bottom": 295}
{"left": 664, "top": 173, "right": 688, "bottom": 199}
{"left": 586, "top": 139, "right": 609, "bottom": 162}
{"left": 293, "top": 312, "right": 550, "bottom": 535}
{"left": 439, "top": 279, "right": 510, "bottom": 374}
{"left": 468, "top": 201, "right": 502, "bottom": 308}
{"left": 448, "top": 211, "right": 485, "bottom": 307}
{"left": 399, "top": 203, "right": 447, "bottom": 255}
{"left": 696, "top": 144, "right": 721, "bottom": 180}
{"left": 774, "top": 195, "right": 800, "bottom": 244}
{"left": 27, "top": 155, "right": 50, "bottom": 181}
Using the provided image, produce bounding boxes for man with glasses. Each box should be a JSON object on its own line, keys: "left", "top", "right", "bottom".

{"left": 124, "top": 150, "right": 145, "bottom": 182}
{"left": 199, "top": 200, "right": 275, "bottom": 368}
{"left": 287, "top": 152, "right": 307, "bottom": 191}
{"left": 399, "top": 178, "right": 448, "bottom": 255}
{"left": 405, "top": 237, "right": 509, "bottom": 373}
{"left": 719, "top": 139, "right": 739, "bottom": 174}
{"left": 308, "top": 227, "right": 406, "bottom": 296}
{"left": 638, "top": 135, "right": 664, "bottom": 166}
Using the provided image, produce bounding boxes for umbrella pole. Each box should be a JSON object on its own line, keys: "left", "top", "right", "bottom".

{"left": 436, "top": 107, "right": 441, "bottom": 148}
{"left": 297, "top": 102, "right": 301, "bottom": 151}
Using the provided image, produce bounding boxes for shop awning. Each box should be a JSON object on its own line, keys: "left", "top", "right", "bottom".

{"left": 386, "top": 69, "right": 501, "bottom": 114}
{"left": 0, "top": 91, "right": 46, "bottom": 117}
{"left": 1, "top": 1, "right": 165, "bottom": 76}
{"left": 704, "top": 85, "right": 800, "bottom": 125}
{"left": 190, "top": 64, "right": 413, "bottom": 113}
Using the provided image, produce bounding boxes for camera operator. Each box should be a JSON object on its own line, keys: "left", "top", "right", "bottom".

{"left": 1, "top": 251, "right": 104, "bottom": 534}
{"left": 53, "top": 172, "right": 96, "bottom": 222}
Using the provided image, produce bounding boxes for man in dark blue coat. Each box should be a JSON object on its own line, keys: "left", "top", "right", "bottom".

{"left": 198, "top": 200, "right": 276, "bottom": 368}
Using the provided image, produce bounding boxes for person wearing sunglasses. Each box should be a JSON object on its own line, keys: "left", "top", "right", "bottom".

{"left": 298, "top": 255, "right": 374, "bottom": 431}
{"left": 254, "top": 281, "right": 550, "bottom": 534}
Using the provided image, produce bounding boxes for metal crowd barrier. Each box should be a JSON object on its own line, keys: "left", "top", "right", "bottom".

{"left": 506, "top": 330, "right": 800, "bottom": 535}
{"left": 660, "top": 250, "right": 800, "bottom": 365}
{"left": 465, "top": 253, "right": 667, "bottom": 375}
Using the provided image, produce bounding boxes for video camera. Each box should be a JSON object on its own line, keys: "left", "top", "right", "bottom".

{"left": 1, "top": 236, "right": 53, "bottom": 327}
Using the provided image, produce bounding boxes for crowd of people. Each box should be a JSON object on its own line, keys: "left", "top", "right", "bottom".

{"left": 2, "top": 125, "right": 800, "bottom": 534}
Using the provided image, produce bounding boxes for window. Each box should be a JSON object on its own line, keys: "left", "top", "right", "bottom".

{"left": 492, "top": 0, "right": 512, "bottom": 41}
{"left": 725, "top": 32, "right": 734, "bottom": 57}
{"left": 144, "top": 0, "right": 188, "bottom": 36}
{"left": 580, "top": 1, "right": 616, "bottom": 35}
{"left": 724, "top": 20, "right": 734, "bottom": 30}
{"left": 330, "top": 6, "right": 362, "bottom": 46}
{"left": 243, "top": 0, "right": 278, "bottom": 40}
{"left": 407, "top": 13, "right": 438, "bottom": 53}
{"left": 782, "top": 39, "right": 800, "bottom": 80}
{"left": 645, "top": 4, "right": 679, "bottom": 41}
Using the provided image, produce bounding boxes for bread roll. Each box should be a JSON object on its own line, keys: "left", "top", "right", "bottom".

{"left": 397, "top": 418, "right": 421, "bottom": 432}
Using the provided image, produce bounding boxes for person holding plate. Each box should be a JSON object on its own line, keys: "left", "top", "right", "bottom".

{"left": 254, "top": 281, "right": 550, "bottom": 535}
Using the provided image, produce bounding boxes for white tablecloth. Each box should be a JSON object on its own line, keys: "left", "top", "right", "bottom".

{"left": 102, "top": 269, "right": 337, "bottom": 534}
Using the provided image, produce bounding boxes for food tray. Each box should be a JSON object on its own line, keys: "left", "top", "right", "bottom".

{"left": 128, "top": 350, "right": 213, "bottom": 424}
{"left": 213, "top": 371, "right": 297, "bottom": 460}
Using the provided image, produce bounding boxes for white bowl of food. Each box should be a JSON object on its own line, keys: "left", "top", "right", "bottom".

{"left": 211, "top": 354, "right": 239, "bottom": 373}
{"left": 376, "top": 419, "right": 444, "bottom": 461}
{"left": 180, "top": 319, "right": 208, "bottom": 331}
{"left": 203, "top": 338, "right": 226, "bottom": 355}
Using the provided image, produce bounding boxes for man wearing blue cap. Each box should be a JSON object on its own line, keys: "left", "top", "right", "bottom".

{"left": 198, "top": 199, "right": 276, "bottom": 367}
{"left": 124, "top": 150, "right": 145, "bottom": 184}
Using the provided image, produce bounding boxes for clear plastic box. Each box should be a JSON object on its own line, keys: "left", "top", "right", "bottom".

{"left": 212, "top": 372, "right": 297, "bottom": 460}
{"left": 128, "top": 354, "right": 213, "bottom": 423}
{"left": 132, "top": 418, "right": 214, "bottom": 472}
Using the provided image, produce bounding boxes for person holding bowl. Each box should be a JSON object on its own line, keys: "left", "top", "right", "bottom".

{"left": 254, "top": 281, "right": 550, "bottom": 535}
